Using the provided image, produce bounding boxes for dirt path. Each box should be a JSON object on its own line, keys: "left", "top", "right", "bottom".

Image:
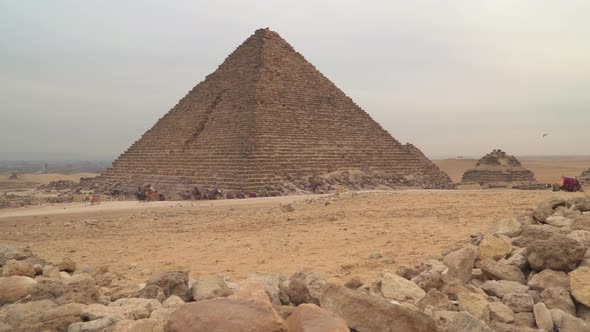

{"left": 0, "top": 195, "right": 317, "bottom": 219}
{"left": 0, "top": 190, "right": 581, "bottom": 285}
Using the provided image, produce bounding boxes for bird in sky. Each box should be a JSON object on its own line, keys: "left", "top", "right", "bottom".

{"left": 542, "top": 133, "right": 549, "bottom": 138}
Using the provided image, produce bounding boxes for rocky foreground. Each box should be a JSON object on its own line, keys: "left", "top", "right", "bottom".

{"left": 1, "top": 197, "right": 590, "bottom": 331}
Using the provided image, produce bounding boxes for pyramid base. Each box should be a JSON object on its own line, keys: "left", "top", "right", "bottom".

{"left": 83, "top": 168, "right": 454, "bottom": 199}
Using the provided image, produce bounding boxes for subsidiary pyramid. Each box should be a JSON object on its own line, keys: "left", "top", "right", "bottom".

{"left": 95, "top": 28, "right": 452, "bottom": 196}
{"left": 462, "top": 149, "right": 535, "bottom": 184}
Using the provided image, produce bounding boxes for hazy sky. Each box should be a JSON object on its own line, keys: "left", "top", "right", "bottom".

{"left": 1, "top": 1, "right": 589, "bottom": 160}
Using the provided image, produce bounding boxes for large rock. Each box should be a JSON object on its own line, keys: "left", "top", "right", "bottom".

{"left": 30, "top": 273, "right": 98, "bottom": 304}
{"left": 0, "top": 276, "right": 36, "bottom": 305}
{"left": 561, "top": 317, "right": 590, "bottom": 331}
{"left": 68, "top": 316, "right": 119, "bottom": 332}
{"left": 286, "top": 271, "right": 326, "bottom": 305}
{"left": 162, "top": 295, "right": 185, "bottom": 308}
{"left": 571, "top": 197, "right": 590, "bottom": 212}
{"left": 167, "top": 279, "right": 287, "bottom": 332}
{"left": 81, "top": 303, "right": 149, "bottom": 321}
{"left": 533, "top": 302, "right": 553, "bottom": 332}
{"left": 0, "top": 300, "right": 85, "bottom": 331}
{"left": 568, "top": 230, "right": 590, "bottom": 247}
{"left": 457, "top": 290, "right": 490, "bottom": 322}
{"left": 150, "top": 307, "right": 174, "bottom": 321}
{"left": 513, "top": 312, "right": 535, "bottom": 328}
{"left": 477, "top": 235, "right": 512, "bottom": 261}
{"left": 42, "top": 265, "right": 61, "bottom": 279}
{"left": 570, "top": 266, "right": 590, "bottom": 306}
{"left": 512, "top": 225, "right": 563, "bottom": 249}
{"left": 285, "top": 303, "right": 349, "bottom": 332}
{"left": 190, "top": 275, "right": 232, "bottom": 301}
{"left": 480, "top": 280, "right": 529, "bottom": 298}
{"left": 380, "top": 272, "right": 426, "bottom": 302}
{"left": 479, "top": 259, "right": 525, "bottom": 284}
{"left": 582, "top": 248, "right": 590, "bottom": 268}
{"left": 111, "top": 318, "right": 166, "bottom": 332}
{"left": 499, "top": 247, "right": 528, "bottom": 270}
{"left": 555, "top": 205, "right": 583, "bottom": 219}
{"left": 546, "top": 215, "right": 574, "bottom": 228}
{"left": 492, "top": 219, "right": 523, "bottom": 237}
{"left": 0, "top": 245, "right": 32, "bottom": 266}
{"left": 106, "top": 283, "right": 141, "bottom": 302}
{"left": 423, "top": 258, "right": 449, "bottom": 274}
{"left": 533, "top": 198, "right": 566, "bottom": 222}
{"left": 2, "top": 259, "right": 35, "bottom": 277}
{"left": 528, "top": 269, "right": 569, "bottom": 291}
{"left": 489, "top": 301, "right": 515, "bottom": 323}
{"left": 411, "top": 271, "right": 442, "bottom": 292}
{"left": 320, "top": 283, "right": 437, "bottom": 332}
{"left": 488, "top": 320, "right": 539, "bottom": 332}
{"left": 248, "top": 273, "right": 288, "bottom": 306}
{"left": 146, "top": 271, "right": 189, "bottom": 301}
{"left": 57, "top": 257, "right": 76, "bottom": 273}
{"left": 445, "top": 311, "right": 493, "bottom": 332}
{"left": 442, "top": 246, "right": 477, "bottom": 284}
{"left": 502, "top": 293, "right": 533, "bottom": 313}
{"left": 133, "top": 284, "right": 166, "bottom": 302}
{"left": 416, "top": 289, "right": 452, "bottom": 311}
{"left": 541, "top": 288, "right": 576, "bottom": 315}
{"left": 574, "top": 215, "right": 590, "bottom": 231}
{"left": 550, "top": 308, "right": 590, "bottom": 332}
{"left": 577, "top": 302, "right": 590, "bottom": 322}
{"left": 112, "top": 297, "right": 161, "bottom": 308}
{"left": 526, "top": 234, "right": 586, "bottom": 272}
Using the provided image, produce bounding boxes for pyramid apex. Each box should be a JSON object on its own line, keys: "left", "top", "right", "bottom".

{"left": 254, "top": 27, "right": 274, "bottom": 36}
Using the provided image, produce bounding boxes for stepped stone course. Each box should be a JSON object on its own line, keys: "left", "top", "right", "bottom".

{"left": 92, "top": 28, "right": 451, "bottom": 197}
{"left": 462, "top": 149, "right": 536, "bottom": 185}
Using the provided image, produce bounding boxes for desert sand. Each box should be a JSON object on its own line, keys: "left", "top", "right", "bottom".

{"left": 0, "top": 189, "right": 585, "bottom": 285}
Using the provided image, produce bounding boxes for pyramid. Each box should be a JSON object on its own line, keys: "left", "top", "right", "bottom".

{"left": 95, "top": 28, "right": 452, "bottom": 196}
{"left": 462, "top": 149, "right": 535, "bottom": 184}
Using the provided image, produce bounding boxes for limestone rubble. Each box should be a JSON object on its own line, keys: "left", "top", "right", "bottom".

{"left": 1, "top": 196, "right": 590, "bottom": 331}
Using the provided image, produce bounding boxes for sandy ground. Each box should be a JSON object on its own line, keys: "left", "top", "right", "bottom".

{"left": 1, "top": 190, "right": 586, "bottom": 285}
{"left": 435, "top": 157, "right": 590, "bottom": 183}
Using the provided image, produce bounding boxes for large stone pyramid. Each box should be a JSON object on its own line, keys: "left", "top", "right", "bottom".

{"left": 96, "top": 28, "right": 451, "bottom": 196}
{"left": 462, "top": 149, "right": 535, "bottom": 184}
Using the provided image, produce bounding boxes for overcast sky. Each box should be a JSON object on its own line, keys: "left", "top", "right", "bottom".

{"left": 1, "top": 1, "right": 589, "bottom": 160}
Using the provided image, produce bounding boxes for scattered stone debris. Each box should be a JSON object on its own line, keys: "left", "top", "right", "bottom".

{"left": 37, "top": 180, "right": 81, "bottom": 193}
{"left": 368, "top": 252, "right": 383, "bottom": 259}
{"left": 280, "top": 203, "right": 295, "bottom": 213}
{"left": 1, "top": 196, "right": 589, "bottom": 331}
